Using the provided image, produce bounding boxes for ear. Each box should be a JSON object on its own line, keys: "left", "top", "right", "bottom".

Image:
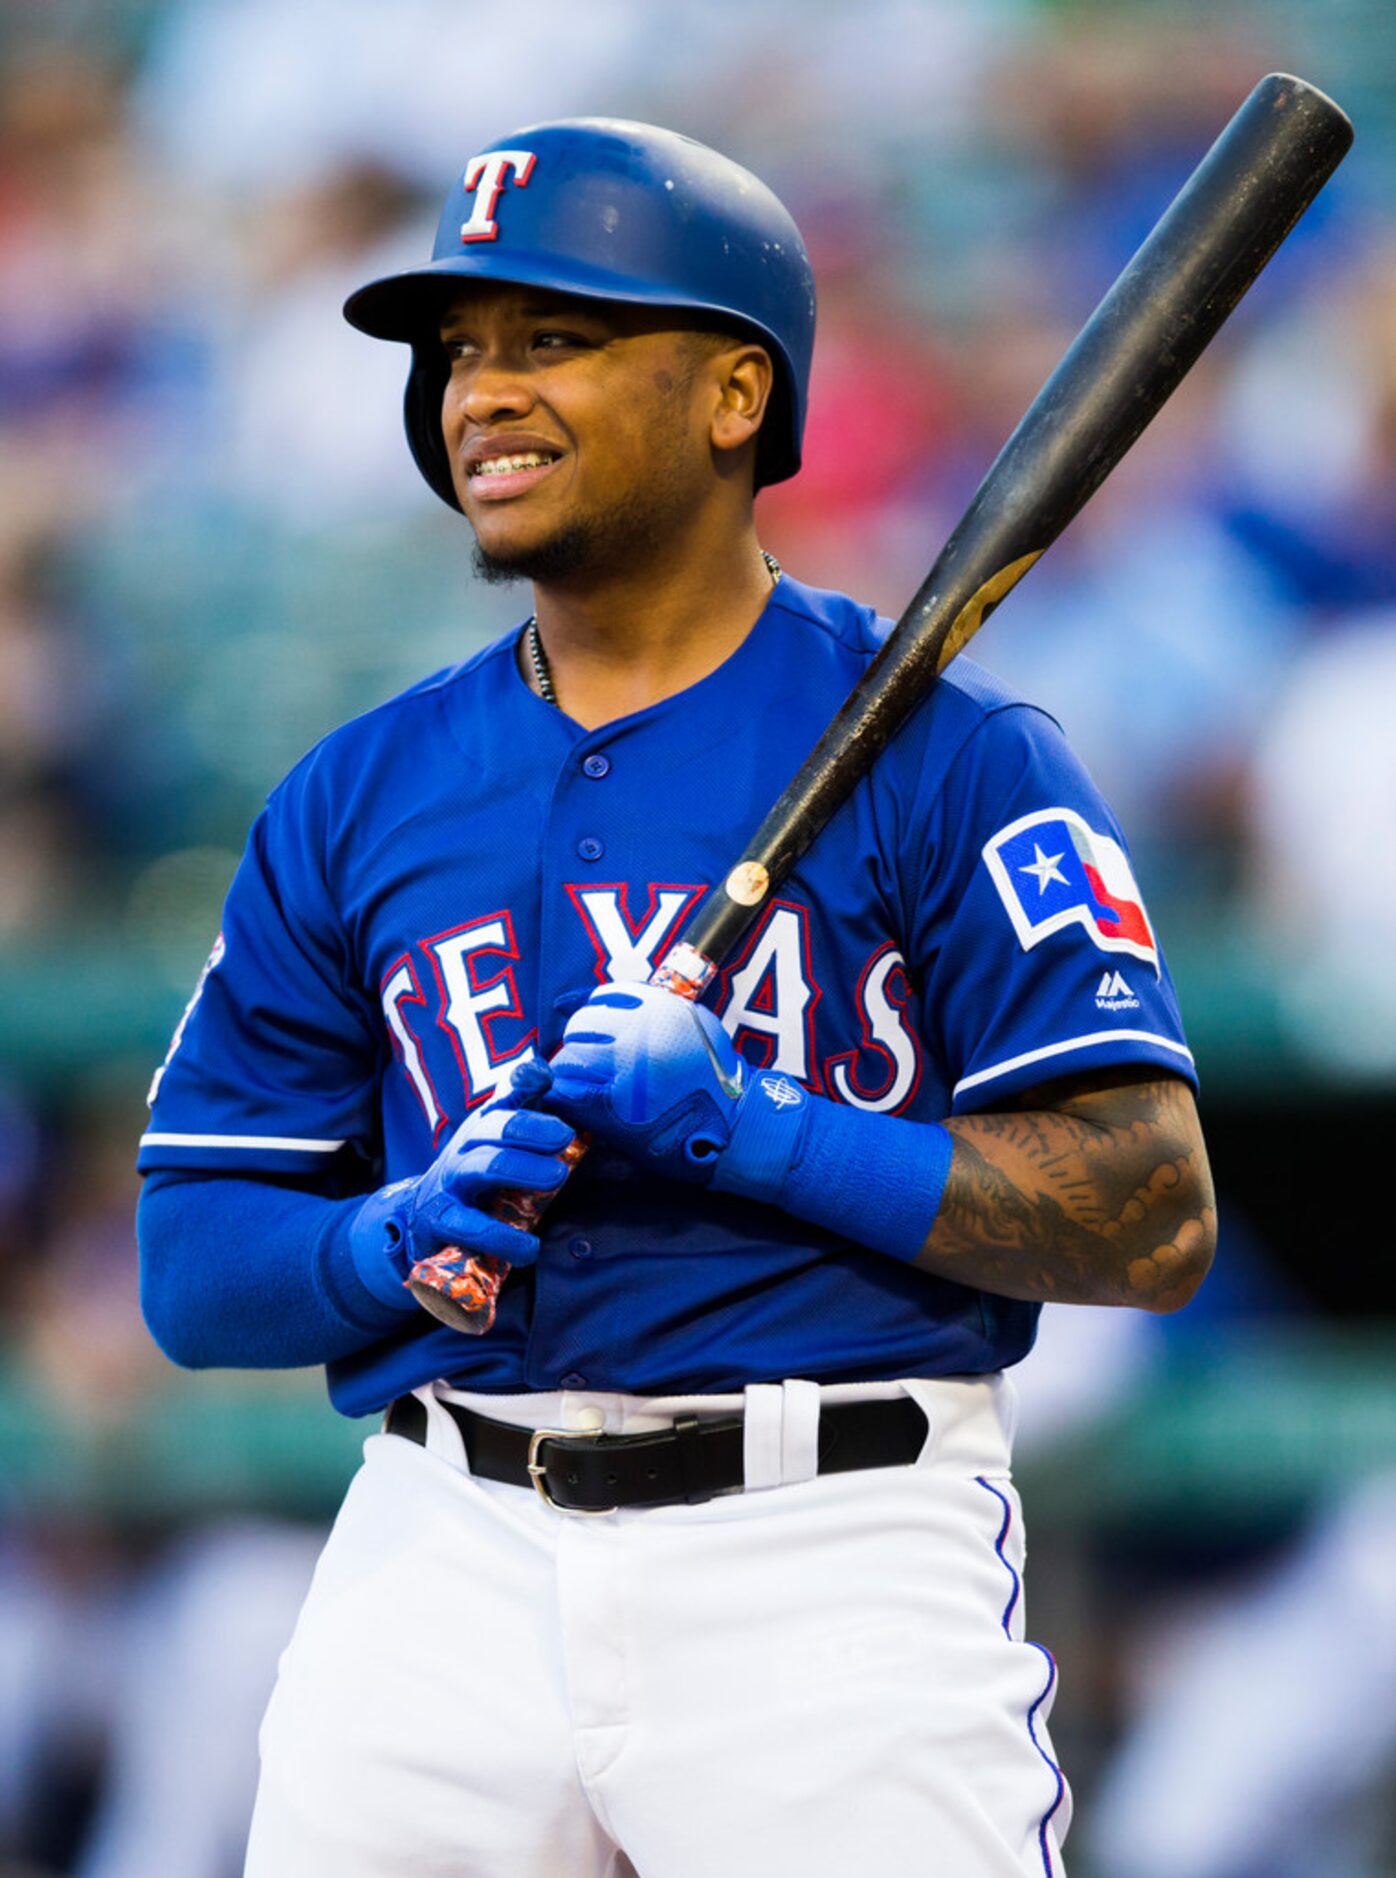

{"left": 708, "top": 343, "right": 775, "bottom": 460}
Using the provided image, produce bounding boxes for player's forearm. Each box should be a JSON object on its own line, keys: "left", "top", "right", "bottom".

{"left": 137, "top": 1172, "right": 407, "bottom": 1370}
{"left": 912, "top": 1075, "right": 1216, "bottom": 1311}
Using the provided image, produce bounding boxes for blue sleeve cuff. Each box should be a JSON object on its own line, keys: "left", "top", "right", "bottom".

{"left": 343, "top": 1181, "right": 420, "bottom": 1315}
{"left": 783, "top": 1098, "right": 953, "bottom": 1264}
{"left": 718, "top": 1081, "right": 954, "bottom": 1266}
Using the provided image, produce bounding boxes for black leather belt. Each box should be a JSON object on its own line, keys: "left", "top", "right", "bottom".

{"left": 384, "top": 1392, "right": 928, "bottom": 1514}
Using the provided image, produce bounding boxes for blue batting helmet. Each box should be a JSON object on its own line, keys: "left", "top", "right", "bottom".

{"left": 343, "top": 118, "right": 816, "bottom": 505}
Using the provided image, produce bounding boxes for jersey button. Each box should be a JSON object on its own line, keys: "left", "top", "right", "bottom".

{"left": 561, "top": 1371, "right": 588, "bottom": 1389}
{"left": 577, "top": 836, "right": 604, "bottom": 861}
{"left": 568, "top": 1236, "right": 594, "bottom": 1259}
{"left": 582, "top": 752, "right": 611, "bottom": 779}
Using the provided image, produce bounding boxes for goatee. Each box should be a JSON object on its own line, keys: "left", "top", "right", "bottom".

{"left": 469, "top": 477, "right": 684, "bottom": 588}
{"left": 471, "top": 522, "right": 597, "bottom": 587}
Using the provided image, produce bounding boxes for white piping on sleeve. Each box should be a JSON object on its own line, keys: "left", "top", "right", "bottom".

{"left": 139, "top": 1132, "right": 346, "bottom": 1152}
{"left": 953, "top": 1030, "right": 1195, "bottom": 1099}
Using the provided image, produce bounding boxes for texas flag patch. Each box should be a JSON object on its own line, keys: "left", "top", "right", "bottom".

{"left": 983, "top": 808, "right": 1159, "bottom": 971}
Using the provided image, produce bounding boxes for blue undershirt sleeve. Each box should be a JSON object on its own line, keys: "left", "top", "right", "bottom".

{"left": 137, "top": 1171, "right": 409, "bottom": 1372}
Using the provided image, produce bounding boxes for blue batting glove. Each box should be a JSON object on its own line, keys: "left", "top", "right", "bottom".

{"left": 550, "top": 983, "right": 955, "bottom": 1265}
{"left": 548, "top": 982, "right": 806, "bottom": 1199}
{"left": 348, "top": 1056, "right": 575, "bottom": 1311}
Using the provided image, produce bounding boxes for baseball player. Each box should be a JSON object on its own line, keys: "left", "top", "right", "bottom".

{"left": 136, "top": 119, "right": 1215, "bottom": 1877}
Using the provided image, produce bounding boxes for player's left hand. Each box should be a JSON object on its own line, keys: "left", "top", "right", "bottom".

{"left": 549, "top": 982, "right": 808, "bottom": 1199}
{"left": 347, "top": 1055, "right": 575, "bottom": 1313}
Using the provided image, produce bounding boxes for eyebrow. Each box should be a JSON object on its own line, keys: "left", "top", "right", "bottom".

{"left": 439, "top": 299, "right": 606, "bottom": 335}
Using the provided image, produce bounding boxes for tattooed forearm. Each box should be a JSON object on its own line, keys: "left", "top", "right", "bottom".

{"left": 915, "top": 1073, "right": 1216, "bottom": 1312}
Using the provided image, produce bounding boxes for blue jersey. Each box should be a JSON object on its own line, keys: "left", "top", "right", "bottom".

{"left": 139, "top": 575, "right": 1196, "bottom": 1416}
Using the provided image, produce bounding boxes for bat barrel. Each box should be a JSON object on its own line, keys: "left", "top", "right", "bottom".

{"left": 678, "top": 73, "right": 1352, "bottom": 972}
{"left": 967, "top": 73, "right": 1352, "bottom": 555}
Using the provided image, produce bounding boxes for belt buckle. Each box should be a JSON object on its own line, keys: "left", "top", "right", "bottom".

{"left": 526, "top": 1427, "right": 616, "bottom": 1516}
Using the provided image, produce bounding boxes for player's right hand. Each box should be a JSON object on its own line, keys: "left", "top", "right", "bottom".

{"left": 347, "top": 1057, "right": 575, "bottom": 1312}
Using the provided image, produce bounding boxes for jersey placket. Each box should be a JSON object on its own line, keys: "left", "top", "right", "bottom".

{"left": 527, "top": 721, "right": 632, "bottom": 1391}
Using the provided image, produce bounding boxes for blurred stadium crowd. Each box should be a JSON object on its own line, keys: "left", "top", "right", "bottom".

{"left": 2, "top": 0, "right": 1395, "bottom": 1873}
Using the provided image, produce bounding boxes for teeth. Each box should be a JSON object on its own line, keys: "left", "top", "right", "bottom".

{"left": 472, "top": 451, "right": 555, "bottom": 476}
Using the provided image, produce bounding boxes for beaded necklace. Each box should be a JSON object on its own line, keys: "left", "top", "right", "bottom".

{"left": 525, "top": 549, "right": 783, "bottom": 707}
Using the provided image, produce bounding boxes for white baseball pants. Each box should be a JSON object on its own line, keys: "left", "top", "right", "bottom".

{"left": 244, "top": 1374, "right": 1069, "bottom": 1877}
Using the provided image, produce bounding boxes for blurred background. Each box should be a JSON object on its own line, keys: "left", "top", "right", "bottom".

{"left": 1, "top": 0, "right": 1394, "bottom": 1872}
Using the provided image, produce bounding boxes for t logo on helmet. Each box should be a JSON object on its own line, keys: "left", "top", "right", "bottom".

{"left": 459, "top": 150, "right": 537, "bottom": 244}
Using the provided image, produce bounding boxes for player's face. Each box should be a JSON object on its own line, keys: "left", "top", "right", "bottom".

{"left": 437, "top": 285, "right": 757, "bottom": 583}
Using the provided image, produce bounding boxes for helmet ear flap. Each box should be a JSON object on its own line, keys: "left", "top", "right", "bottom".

{"left": 404, "top": 345, "right": 460, "bottom": 513}
{"left": 752, "top": 379, "right": 791, "bottom": 493}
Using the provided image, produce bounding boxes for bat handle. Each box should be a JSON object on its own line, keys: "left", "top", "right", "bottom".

{"left": 648, "top": 941, "right": 719, "bottom": 1000}
{"left": 406, "top": 942, "right": 717, "bottom": 1334}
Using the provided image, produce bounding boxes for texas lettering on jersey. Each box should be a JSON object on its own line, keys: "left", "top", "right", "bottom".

{"left": 379, "top": 887, "right": 919, "bottom": 1125}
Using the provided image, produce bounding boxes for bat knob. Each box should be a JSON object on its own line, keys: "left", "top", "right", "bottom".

{"left": 408, "top": 1251, "right": 505, "bottom": 1335}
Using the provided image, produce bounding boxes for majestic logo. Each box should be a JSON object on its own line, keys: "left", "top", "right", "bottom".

{"left": 1095, "top": 969, "right": 1140, "bottom": 1012}
{"left": 459, "top": 150, "right": 536, "bottom": 244}
{"left": 758, "top": 1074, "right": 804, "bottom": 1110}
{"left": 984, "top": 808, "right": 1158, "bottom": 970}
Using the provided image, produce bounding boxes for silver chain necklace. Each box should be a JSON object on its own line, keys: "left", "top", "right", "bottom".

{"left": 525, "top": 550, "right": 783, "bottom": 709}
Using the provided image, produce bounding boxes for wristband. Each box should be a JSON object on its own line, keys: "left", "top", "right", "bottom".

{"left": 715, "top": 1072, "right": 954, "bottom": 1265}
{"left": 346, "top": 1180, "right": 419, "bottom": 1313}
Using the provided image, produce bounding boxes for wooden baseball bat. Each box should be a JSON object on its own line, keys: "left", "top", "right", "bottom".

{"left": 411, "top": 71, "right": 1351, "bottom": 1334}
